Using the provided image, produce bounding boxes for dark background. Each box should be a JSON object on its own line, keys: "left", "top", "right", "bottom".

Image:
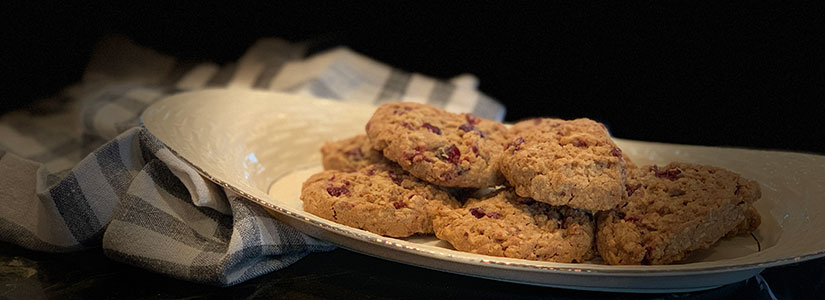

{"left": 6, "top": 2, "right": 823, "bottom": 154}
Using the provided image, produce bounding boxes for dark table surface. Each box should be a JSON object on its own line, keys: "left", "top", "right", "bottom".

{"left": 2, "top": 241, "right": 823, "bottom": 300}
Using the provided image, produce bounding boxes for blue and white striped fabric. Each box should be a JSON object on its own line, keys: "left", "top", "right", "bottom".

{"left": 0, "top": 35, "right": 506, "bottom": 285}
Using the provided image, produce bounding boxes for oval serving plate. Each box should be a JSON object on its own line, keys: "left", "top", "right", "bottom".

{"left": 141, "top": 89, "right": 825, "bottom": 293}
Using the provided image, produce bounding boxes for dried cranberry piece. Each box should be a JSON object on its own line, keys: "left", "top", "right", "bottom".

{"left": 393, "top": 201, "right": 407, "bottom": 209}
{"left": 610, "top": 147, "right": 622, "bottom": 158}
{"left": 441, "top": 169, "right": 457, "bottom": 181}
{"left": 465, "top": 114, "right": 481, "bottom": 125}
{"left": 626, "top": 183, "right": 642, "bottom": 197}
{"left": 650, "top": 166, "right": 682, "bottom": 181}
{"left": 326, "top": 186, "right": 350, "bottom": 197}
{"left": 401, "top": 122, "right": 414, "bottom": 130}
{"left": 364, "top": 168, "right": 376, "bottom": 175}
{"left": 508, "top": 137, "right": 525, "bottom": 153}
{"left": 387, "top": 170, "right": 404, "bottom": 185}
{"left": 572, "top": 138, "right": 588, "bottom": 147}
{"left": 556, "top": 131, "right": 565, "bottom": 136}
{"left": 422, "top": 123, "right": 442, "bottom": 135}
{"left": 437, "top": 145, "right": 461, "bottom": 164}
{"left": 486, "top": 211, "right": 503, "bottom": 219}
{"left": 734, "top": 184, "right": 743, "bottom": 195}
{"left": 624, "top": 215, "right": 641, "bottom": 222}
{"left": 346, "top": 147, "right": 364, "bottom": 161}
{"left": 469, "top": 207, "right": 486, "bottom": 219}
{"left": 471, "top": 144, "right": 479, "bottom": 156}
{"left": 469, "top": 207, "right": 502, "bottom": 219}
{"left": 404, "top": 146, "right": 434, "bottom": 163}
{"left": 459, "top": 124, "right": 486, "bottom": 138}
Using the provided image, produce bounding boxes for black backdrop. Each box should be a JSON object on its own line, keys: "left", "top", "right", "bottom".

{"left": 6, "top": 2, "right": 823, "bottom": 154}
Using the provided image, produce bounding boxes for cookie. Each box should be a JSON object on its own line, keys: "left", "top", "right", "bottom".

{"left": 596, "top": 162, "right": 761, "bottom": 265}
{"left": 501, "top": 118, "right": 627, "bottom": 211}
{"left": 366, "top": 102, "right": 508, "bottom": 188}
{"left": 301, "top": 163, "right": 461, "bottom": 237}
{"left": 321, "top": 134, "right": 389, "bottom": 171}
{"left": 433, "top": 189, "right": 595, "bottom": 263}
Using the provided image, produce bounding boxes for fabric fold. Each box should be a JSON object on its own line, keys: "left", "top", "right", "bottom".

{"left": 0, "top": 34, "right": 505, "bottom": 285}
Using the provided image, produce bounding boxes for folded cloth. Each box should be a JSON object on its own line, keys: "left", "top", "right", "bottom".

{"left": 0, "top": 35, "right": 506, "bottom": 285}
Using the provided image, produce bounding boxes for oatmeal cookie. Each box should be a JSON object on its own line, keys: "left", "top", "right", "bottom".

{"left": 366, "top": 102, "right": 508, "bottom": 188}
{"left": 501, "top": 118, "right": 627, "bottom": 211}
{"left": 433, "top": 189, "right": 595, "bottom": 263}
{"left": 321, "top": 134, "right": 389, "bottom": 171}
{"left": 301, "top": 163, "right": 460, "bottom": 237}
{"left": 596, "top": 162, "right": 761, "bottom": 265}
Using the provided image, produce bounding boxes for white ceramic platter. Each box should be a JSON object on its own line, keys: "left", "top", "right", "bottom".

{"left": 141, "top": 89, "right": 825, "bottom": 293}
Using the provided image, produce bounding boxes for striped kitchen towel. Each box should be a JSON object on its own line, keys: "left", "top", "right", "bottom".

{"left": 0, "top": 35, "right": 506, "bottom": 285}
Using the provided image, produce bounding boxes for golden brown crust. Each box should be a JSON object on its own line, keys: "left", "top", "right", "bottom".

{"left": 433, "top": 189, "right": 595, "bottom": 263}
{"left": 596, "top": 162, "right": 761, "bottom": 265}
{"left": 301, "top": 163, "right": 460, "bottom": 237}
{"left": 321, "top": 134, "right": 389, "bottom": 171}
{"left": 501, "top": 118, "right": 627, "bottom": 212}
{"left": 366, "top": 102, "right": 508, "bottom": 188}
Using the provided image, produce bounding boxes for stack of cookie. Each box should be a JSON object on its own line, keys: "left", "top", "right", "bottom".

{"left": 300, "top": 102, "right": 761, "bottom": 265}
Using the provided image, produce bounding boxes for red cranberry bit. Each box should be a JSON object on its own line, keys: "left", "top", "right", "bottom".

{"left": 401, "top": 122, "right": 415, "bottom": 130}
{"left": 734, "top": 184, "right": 743, "bottom": 195}
{"left": 342, "top": 180, "right": 351, "bottom": 186}
{"left": 364, "top": 168, "right": 376, "bottom": 175}
{"left": 610, "top": 147, "right": 622, "bottom": 157}
{"left": 422, "top": 123, "right": 442, "bottom": 135}
{"left": 572, "top": 138, "right": 588, "bottom": 147}
{"left": 650, "top": 166, "right": 682, "bottom": 181}
{"left": 393, "top": 201, "right": 407, "bottom": 209}
{"left": 458, "top": 124, "right": 475, "bottom": 132}
{"left": 469, "top": 207, "right": 486, "bottom": 218}
{"left": 465, "top": 114, "right": 481, "bottom": 125}
{"left": 329, "top": 175, "right": 336, "bottom": 181}
{"left": 441, "top": 170, "right": 457, "bottom": 181}
{"left": 346, "top": 147, "right": 364, "bottom": 160}
{"left": 444, "top": 145, "right": 461, "bottom": 164}
{"left": 471, "top": 144, "right": 479, "bottom": 156}
{"left": 508, "top": 137, "right": 525, "bottom": 153}
{"left": 624, "top": 215, "right": 640, "bottom": 222}
{"left": 326, "top": 186, "right": 350, "bottom": 197}
{"left": 486, "top": 211, "right": 503, "bottom": 219}
{"left": 388, "top": 170, "right": 404, "bottom": 185}
{"left": 626, "top": 183, "right": 642, "bottom": 197}
{"left": 556, "top": 131, "right": 565, "bottom": 136}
